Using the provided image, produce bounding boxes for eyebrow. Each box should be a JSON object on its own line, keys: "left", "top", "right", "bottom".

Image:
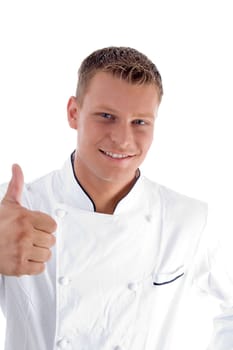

{"left": 95, "top": 105, "right": 155, "bottom": 119}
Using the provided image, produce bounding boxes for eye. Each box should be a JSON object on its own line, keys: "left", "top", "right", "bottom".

{"left": 100, "top": 113, "right": 113, "bottom": 119}
{"left": 133, "top": 119, "right": 146, "bottom": 125}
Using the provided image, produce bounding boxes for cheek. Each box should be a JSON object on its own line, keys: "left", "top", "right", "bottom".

{"left": 138, "top": 130, "right": 154, "bottom": 150}
{"left": 78, "top": 121, "right": 92, "bottom": 139}
{"left": 78, "top": 123, "right": 103, "bottom": 147}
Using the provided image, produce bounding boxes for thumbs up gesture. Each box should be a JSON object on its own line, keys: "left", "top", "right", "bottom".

{"left": 0, "top": 165, "right": 57, "bottom": 276}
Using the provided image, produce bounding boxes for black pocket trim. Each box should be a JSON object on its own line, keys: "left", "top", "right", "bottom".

{"left": 153, "top": 272, "right": 184, "bottom": 286}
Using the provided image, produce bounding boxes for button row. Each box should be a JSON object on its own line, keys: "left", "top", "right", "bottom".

{"left": 57, "top": 337, "right": 123, "bottom": 349}
{"left": 55, "top": 208, "right": 67, "bottom": 218}
{"left": 58, "top": 275, "right": 139, "bottom": 291}
{"left": 127, "top": 282, "right": 139, "bottom": 292}
{"left": 57, "top": 337, "right": 70, "bottom": 349}
{"left": 59, "top": 276, "right": 71, "bottom": 286}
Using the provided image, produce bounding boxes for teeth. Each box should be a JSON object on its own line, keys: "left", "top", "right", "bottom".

{"left": 104, "top": 151, "right": 129, "bottom": 159}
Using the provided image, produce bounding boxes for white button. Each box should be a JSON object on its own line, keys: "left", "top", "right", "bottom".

{"left": 57, "top": 337, "right": 70, "bottom": 348}
{"left": 127, "top": 282, "right": 139, "bottom": 292}
{"left": 55, "top": 208, "right": 67, "bottom": 218}
{"left": 145, "top": 214, "right": 152, "bottom": 222}
{"left": 59, "top": 276, "right": 71, "bottom": 286}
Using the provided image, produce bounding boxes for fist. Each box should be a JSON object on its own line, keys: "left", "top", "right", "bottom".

{"left": 0, "top": 164, "right": 57, "bottom": 276}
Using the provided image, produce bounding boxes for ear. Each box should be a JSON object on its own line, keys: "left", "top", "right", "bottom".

{"left": 67, "top": 96, "right": 79, "bottom": 130}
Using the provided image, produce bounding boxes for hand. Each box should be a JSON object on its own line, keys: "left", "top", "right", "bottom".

{"left": 0, "top": 164, "right": 57, "bottom": 276}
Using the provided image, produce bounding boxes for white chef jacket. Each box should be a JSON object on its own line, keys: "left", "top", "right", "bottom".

{"left": 0, "top": 154, "right": 233, "bottom": 350}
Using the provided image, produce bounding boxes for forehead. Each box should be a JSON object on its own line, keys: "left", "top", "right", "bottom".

{"left": 82, "top": 71, "right": 160, "bottom": 113}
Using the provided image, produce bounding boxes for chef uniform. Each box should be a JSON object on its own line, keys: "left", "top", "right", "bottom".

{"left": 0, "top": 152, "right": 232, "bottom": 350}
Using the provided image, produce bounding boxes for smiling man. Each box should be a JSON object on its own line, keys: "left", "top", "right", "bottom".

{"left": 67, "top": 70, "right": 160, "bottom": 214}
{"left": 0, "top": 47, "right": 232, "bottom": 350}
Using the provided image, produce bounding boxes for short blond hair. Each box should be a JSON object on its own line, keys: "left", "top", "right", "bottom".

{"left": 76, "top": 46, "right": 163, "bottom": 104}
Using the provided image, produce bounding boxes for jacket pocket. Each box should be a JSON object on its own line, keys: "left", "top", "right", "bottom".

{"left": 153, "top": 265, "right": 185, "bottom": 286}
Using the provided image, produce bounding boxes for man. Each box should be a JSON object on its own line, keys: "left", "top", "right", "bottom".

{"left": 0, "top": 47, "right": 232, "bottom": 349}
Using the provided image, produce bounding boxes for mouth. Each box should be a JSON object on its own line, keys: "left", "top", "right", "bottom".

{"left": 99, "top": 149, "right": 134, "bottom": 159}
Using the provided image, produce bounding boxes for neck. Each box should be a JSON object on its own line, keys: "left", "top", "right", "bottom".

{"left": 72, "top": 155, "right": 138, "bottom": 214}
{"left": 84, "top": 179, "right": 137, "bottom": 214}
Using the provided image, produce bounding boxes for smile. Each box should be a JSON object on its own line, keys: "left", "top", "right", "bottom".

{"left": 100, "top": 150, "right": 131, "bottom": 159}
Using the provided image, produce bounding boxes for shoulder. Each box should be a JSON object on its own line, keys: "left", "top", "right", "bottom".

{"left": 142, "top": 176, "right": 208, "bottom": 228}
{"left": 0, "top": 168, "right": 59, "bottom": 209}
{"left": 26, "top": 169, "right": 58, "bottom": 192}
{"left": 160, "top": 182, "right": 207, "bottom": 220}
{"left": 23, "top": 169, "right": 61, "bottom": 210}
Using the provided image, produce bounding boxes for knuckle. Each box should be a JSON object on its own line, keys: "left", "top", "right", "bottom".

{"left": 14, "top": 244, "right": 26, "bottom": 261}
{"left": 15, "top": 209, "right": 29, "bottom": 224}
{"left": 13, "top": 247, "right": 30, "bottom": 275}
{"left": 38, "top": 263, "right": 46, "bottom": 274}
{"left": 46, "top": 216, "right": 57, "bottom": 232}
{"left": 14, "top": 260, "right": 27, "bottom": 276}
{"left": 49, "top": 234, "right": 56, "bottom": 246}
{"left": 27, "top": 263, "right": 45, "bottom": 275}
{"left": 15, "top": 237, "right": 30, "bottom": 257}
{"left": 52, "top": 220, "right": 58, "bottom": 232}
{"left": 16, "top": 225, "right": 33, "bottom": 244}
{"left": 35, "top": 263, "right": 45, "bottom": 275}
{"left": 45, "top": 249, "right": 52, "bottom": 261}
{"left": 17, "top": 231, "right": 32, "bottom": 245}
{"left": 18, "top": 220, "right": 31, "bottom": 234}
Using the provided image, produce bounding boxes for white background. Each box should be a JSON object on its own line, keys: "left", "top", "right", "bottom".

{"left": 0, "top": 0, "right": 232, "bottom": 348}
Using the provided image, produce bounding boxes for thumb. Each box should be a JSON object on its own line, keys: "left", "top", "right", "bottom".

{"left": 3, "top": 164, "right": 24, "bottom": 205}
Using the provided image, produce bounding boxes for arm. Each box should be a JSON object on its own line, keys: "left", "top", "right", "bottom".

{"left": 193, "top": 213, "right": 233, "bottom": 350}
{"left": 0, "top": 164, "right": 57, "bottom": 276}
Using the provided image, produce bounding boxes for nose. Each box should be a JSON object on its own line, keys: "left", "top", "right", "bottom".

{"left": 109, "top": 121, "right": 133, "bottom": 148}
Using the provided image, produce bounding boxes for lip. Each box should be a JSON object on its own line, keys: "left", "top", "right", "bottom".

{"left": 99, "top": 149, "right": 134, "bottom": 160}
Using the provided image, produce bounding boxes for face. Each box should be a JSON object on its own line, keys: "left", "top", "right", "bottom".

{"left": 67, "top": 72, "right": 160, "bottom": 187}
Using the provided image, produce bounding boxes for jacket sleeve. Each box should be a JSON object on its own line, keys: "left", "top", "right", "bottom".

{"left": 192, "top": 210, "right": 233, "bottom": 350}
{"left": 0, "top": 183, "right": 7, "bottom": 314}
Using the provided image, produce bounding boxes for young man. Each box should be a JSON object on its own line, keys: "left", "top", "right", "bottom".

{"left": 0, "top": 47, "right": 232, "bottom": 349}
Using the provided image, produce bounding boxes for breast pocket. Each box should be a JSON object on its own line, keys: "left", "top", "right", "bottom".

{"left": 153, "top": 265, "right": 185, "bottom": 286}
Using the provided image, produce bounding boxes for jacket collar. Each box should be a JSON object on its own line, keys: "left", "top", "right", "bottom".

{"left": 56, "top": 152, "right": 145, "bottom": 214}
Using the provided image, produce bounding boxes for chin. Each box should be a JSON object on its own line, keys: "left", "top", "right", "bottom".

{"left": 99, "top": 172, "right": 136, "bottom": 184}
